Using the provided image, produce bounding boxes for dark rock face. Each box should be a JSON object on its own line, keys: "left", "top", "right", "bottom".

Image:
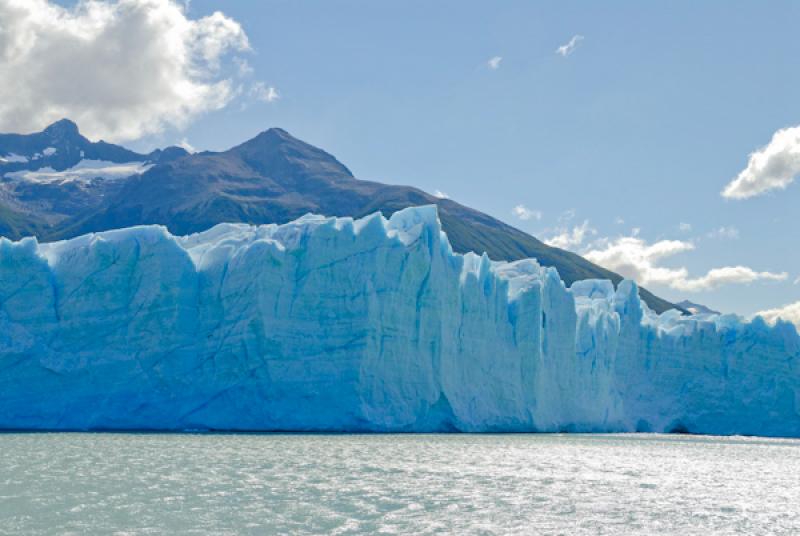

{"left": 0, "top": 121, "right": 680, "bottom": 314}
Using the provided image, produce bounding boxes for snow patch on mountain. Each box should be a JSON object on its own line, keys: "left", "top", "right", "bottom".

{"left": 3, "top": 159, "right": 151, "bottom": 183}
{"left": 0, "top": 153, "right": 29, "bottom": 164}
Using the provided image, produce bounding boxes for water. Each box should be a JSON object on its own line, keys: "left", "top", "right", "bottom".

{"left": 0, "top": 434, "right": 798, "bottom": 535}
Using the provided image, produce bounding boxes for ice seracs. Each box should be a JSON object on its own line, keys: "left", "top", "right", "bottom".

{"left": 0, "top": 206, "right": 798, "bottom": 435}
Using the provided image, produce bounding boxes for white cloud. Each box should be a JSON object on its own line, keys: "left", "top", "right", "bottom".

{"left": 541, "top": 217, "right": 786, "bottom": 292}
{"left": 433, "top": 190, "right": 449, "bottom": 199}
{"left": 250, "top": 82, "right": 280, "bottom": 103}
{"left": 722, "top": 125, "right": 800, "bottom": 199}
{"left": 584, "top": 236, "right": 693, "bottom": 287}
{"left": 512, "top": 204, "right": 542, "bottom": 221}
{"left": 676, "top": 266, "right": 787, "bottom": 292}
{"left": 545, "top": 220, "right": 595, "bottom": 250}
{"left": 556, "top": 35, "right": 584, "bottom": 57}
{"left": 487, "top": 56, "right": 502, "bottom": 70}
{"left": 707, "top": 226, "right": 739, "bottom": 240}
{"left": 679, "top": 222, "right": 692, "bottom": 232}
{"left": 583, "top": 235, "right": 787, "bottom": 292}
{"left": 0, "top": 0, "right": 253, "bottom": 142}
{"left": 754, "top": 301, "right": 800, "bottom": 327}
{"left": 615, "top": 217, "right": 625, "bottom": 225}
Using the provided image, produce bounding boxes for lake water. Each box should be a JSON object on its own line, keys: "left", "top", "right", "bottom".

{"left": 0, "top": 433, "right": 798, "bottom": 535}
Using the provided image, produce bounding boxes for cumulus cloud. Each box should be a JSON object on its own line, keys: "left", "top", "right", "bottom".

{"left": 754, "top": 301, "right": 800, "bottom": 327}
{"left": 677, "top": 267, "right": 787, "bottom": 292}
{"left": 545, "top": 220, "right": 595, "bottom": 250}
{"left": 722, "top": 126, "right": 800, "bottom": 199}
{"left": 583, "top": 235, "right": 786, "bottom": 292}
{"left": 556, "top": 35, "right": 583, "bottom": 57}
{"left": 512, "top": 204, "right": 542, "bottom": 221}
{"left": 487, "top": 56, "right": 502, "bottom": 70}
{"left": 584, "top": 236, "right": 693, "bottom": 287}
{"left": 0, "top": 0, "right": 254, "bottom": 141}
{"left": 539, "top": 214, "right": 784, "bottom": 292}
{"left": 679, "top": 222, "right": 692, "bottom": 232}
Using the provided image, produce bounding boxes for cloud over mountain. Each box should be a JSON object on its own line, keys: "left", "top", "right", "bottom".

{"left": 0, "top": 0, "right": 251, "bottom": 141}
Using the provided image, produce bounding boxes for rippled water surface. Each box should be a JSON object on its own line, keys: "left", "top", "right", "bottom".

{"left": 1, "top": 433, "right": 799, "bottom": 535}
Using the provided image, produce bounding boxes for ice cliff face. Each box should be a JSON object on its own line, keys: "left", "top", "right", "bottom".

{"left": 1, "top": 206, "right": 798, "bottom": 435}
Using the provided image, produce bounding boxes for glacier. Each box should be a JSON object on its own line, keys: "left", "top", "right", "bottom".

{"left": 0, "top": 205, "right": 798, "bottom": 435}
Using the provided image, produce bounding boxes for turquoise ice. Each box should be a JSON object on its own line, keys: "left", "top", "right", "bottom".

{"left": 1, "top": 206, "right": 798, "bottom": 435}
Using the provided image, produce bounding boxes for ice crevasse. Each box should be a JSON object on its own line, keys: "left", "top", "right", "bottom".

{"left": 0, "top": 206, "right": 798, "bottom": 435}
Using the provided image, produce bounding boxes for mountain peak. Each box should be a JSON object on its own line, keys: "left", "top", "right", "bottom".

{"left": 261, "top": 127, "right": 292, "bottom": 138}
{"left": 228, "top": 127, "right": 354, "bottom": 180}
{"left": 246, "top": 127, "right": 305, "bottom": 148}
{"left": 43, "top": 118, "right": 80, "bottom": 138}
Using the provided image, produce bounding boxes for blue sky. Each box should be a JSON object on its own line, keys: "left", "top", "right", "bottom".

{"left": 12, "top": 1, "right": 800, "bottom": 317}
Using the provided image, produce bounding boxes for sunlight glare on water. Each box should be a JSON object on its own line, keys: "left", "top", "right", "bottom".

{"left": 1, "top": 433, "right": 799, "bottom": 535}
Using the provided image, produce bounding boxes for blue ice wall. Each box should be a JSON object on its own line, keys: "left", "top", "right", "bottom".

{"left": 1, "top": 206, "right": 798, "bottom": 435}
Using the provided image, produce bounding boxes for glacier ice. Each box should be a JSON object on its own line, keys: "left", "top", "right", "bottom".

{"left": 0, "top": 206, "right": 798, "bottom": 435}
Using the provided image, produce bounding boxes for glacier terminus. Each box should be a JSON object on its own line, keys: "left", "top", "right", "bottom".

{"left": 1, "top": 206, "right": 798, "bottom": 435}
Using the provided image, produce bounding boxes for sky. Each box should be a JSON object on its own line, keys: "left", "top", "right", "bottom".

{"left": 2, "top": 0, "right": 800, "bottom": 319}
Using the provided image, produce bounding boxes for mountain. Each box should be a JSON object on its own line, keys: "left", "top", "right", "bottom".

{"left": 0, "top": 118, "right": 187, "bottom": 175}
{"left": 676, "top": 300, "right": 721, "bottom": 316}
{"left": 0, "top": 119, "right": 187, "bottom": 238}
{"left": 0, "top": 121, "right": 680, "bottom": 313}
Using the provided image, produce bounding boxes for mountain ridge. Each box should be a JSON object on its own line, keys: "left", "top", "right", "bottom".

{"left": 0, "top": 118, "right": 188, "bottom": 173}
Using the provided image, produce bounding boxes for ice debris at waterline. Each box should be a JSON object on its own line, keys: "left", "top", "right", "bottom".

{"left": 0, "top": 206, "right": 798, "bottom": 435}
